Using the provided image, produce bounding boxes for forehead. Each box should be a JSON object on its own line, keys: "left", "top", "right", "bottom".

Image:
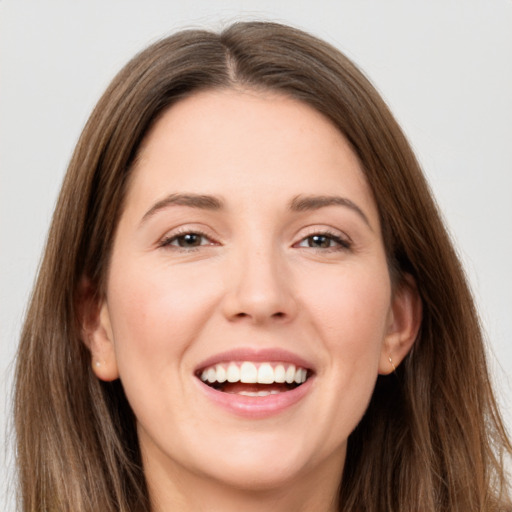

{"left": 125, "top": 89, "right": 378, "bottom": 222}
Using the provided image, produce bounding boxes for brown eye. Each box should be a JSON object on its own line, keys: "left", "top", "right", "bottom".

{"left": 296, "top": 232, "right": 351, "bottom": 251}
{"left": 307, "top": 235, "right": 332, "bottom": 248}
{"left": 175, "top": 233, "right": 204, "bottom": 247}
{"left": 161, "top": 232, "right": 213, "bottom": 249}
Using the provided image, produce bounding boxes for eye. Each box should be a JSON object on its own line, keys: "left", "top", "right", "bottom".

{"left": 160, "top": 231, "right": 215, "bottom": 249}
{"left": 296, "top": 232, "right": 351, "bottom": 250}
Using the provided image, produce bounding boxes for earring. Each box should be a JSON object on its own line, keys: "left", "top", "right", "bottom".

{"left": 388, "top": 355, "right": 396, "bottom": 372}
{"left": 94, "top": 360, "right": 101, "bottom": 368}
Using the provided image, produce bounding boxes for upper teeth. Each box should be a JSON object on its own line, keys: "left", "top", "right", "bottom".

{"left": 200, "top": 362, "right": 308, "bottom": 385}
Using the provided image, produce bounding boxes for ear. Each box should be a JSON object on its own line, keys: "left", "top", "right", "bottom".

{"left": 77, "top": 278, "right": 119, "bottom": 381}
{"left": 379, "top": 274, "right": 422, "bottom": 375}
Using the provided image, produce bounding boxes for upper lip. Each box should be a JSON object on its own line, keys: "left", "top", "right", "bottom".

{"left": 194, "top": 348, "right": 315, "bottom": 374}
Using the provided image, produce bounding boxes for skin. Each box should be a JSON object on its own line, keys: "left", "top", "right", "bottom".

{"left": 88, "top": 89, "right": 421, "bottom": 512}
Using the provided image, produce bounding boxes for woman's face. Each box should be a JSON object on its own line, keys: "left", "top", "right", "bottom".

{"left": 91, "top": 89, "right": 417, "bottom": 499}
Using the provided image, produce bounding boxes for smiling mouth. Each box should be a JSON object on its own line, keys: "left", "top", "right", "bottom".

{"left": 197, "top": 361, "right": 311, "bottom": 396}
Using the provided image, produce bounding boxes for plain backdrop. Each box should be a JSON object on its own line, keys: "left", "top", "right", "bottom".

{"left": 1, "top": 0, "right": 511, "bottom": 508}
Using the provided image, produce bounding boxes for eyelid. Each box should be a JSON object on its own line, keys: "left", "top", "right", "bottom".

{"left": 293, "top": 226, "right": 353, "bottom": 250}
{"left": 156, "top": 223, "right": 352, "bottom": 251}
{"left": 157, "top": 224, "right": 220, "bottom": 249}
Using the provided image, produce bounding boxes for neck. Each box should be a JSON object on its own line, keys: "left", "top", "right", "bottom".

{"left": 151, "top": 481, "right": 339, "bottom": 512}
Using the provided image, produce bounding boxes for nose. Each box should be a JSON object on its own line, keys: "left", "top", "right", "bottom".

{"left": 221, "top": 247, "right": 298, "bottom": 325}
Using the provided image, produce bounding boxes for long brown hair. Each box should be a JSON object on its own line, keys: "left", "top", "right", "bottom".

{"left": 14, "top": 21, "right": 511, "bottom": 511}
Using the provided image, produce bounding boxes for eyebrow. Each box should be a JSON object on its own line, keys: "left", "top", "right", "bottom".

{"left": 289, "top": 195, "right": 372, "bottom": 229}
{"left": 140, "top": 193, "right": 224, "bottom": 224}
{"left": 140, "top": 192, "right": 371, "bottom": 229}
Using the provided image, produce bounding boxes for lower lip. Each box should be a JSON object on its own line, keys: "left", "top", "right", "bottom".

{"left": 195, "top": 377, "right": 314, "bottom": 419}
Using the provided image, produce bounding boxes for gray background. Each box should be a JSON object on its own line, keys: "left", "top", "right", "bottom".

{"left": 1, "top": 0, "right": 511, "bottom": 508}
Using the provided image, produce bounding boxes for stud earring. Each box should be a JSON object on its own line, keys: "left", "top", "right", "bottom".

{"left": 94, "top": 360, "right": 101, "bottom": 368}
{"left": 388, "top": 355, "right": 396, "bottom": 372}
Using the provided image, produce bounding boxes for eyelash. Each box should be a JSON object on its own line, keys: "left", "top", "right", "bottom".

{"left": 159, "top": 228, "right": 352, "bottom": 253}
{"left": 159, "top": 229, "right": 215, "bottom": 251}
{"left": 294, "top": 230, "right": 352, "bottom": 252}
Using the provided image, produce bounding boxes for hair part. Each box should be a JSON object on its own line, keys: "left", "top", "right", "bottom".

{"left": 14, "top": 21, "right": 511, "bottom": 511}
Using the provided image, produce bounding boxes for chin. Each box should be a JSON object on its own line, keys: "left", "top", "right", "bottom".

{"left": 189, "top": 428, "right": 341, "bottom": 492}
{"left": 200, "top": 455, "right": 310, "bottom": 492}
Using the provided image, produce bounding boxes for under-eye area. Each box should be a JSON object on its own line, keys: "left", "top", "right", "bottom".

{"left": 197, "top": 362, "right": 311, "bottom": 396}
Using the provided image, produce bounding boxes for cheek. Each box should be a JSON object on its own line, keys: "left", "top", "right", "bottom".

{"left": 103, "top": 261, "right": 225, "bottom": 435}
{"left": 307, "top": 265, "right": 391, "bottom": 336}
{"left": 105, "top": 260, "right": 221, "bottom": 377}
{"left": 302, "top": 261, "right": 391, "bottom": 369}
{"left": 283, "top": 262, "right": 392, "bottom": 457}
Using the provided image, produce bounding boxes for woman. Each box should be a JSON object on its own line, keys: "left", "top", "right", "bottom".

{"left": 14, "top": 21, "right": 511, "bottom": 511}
